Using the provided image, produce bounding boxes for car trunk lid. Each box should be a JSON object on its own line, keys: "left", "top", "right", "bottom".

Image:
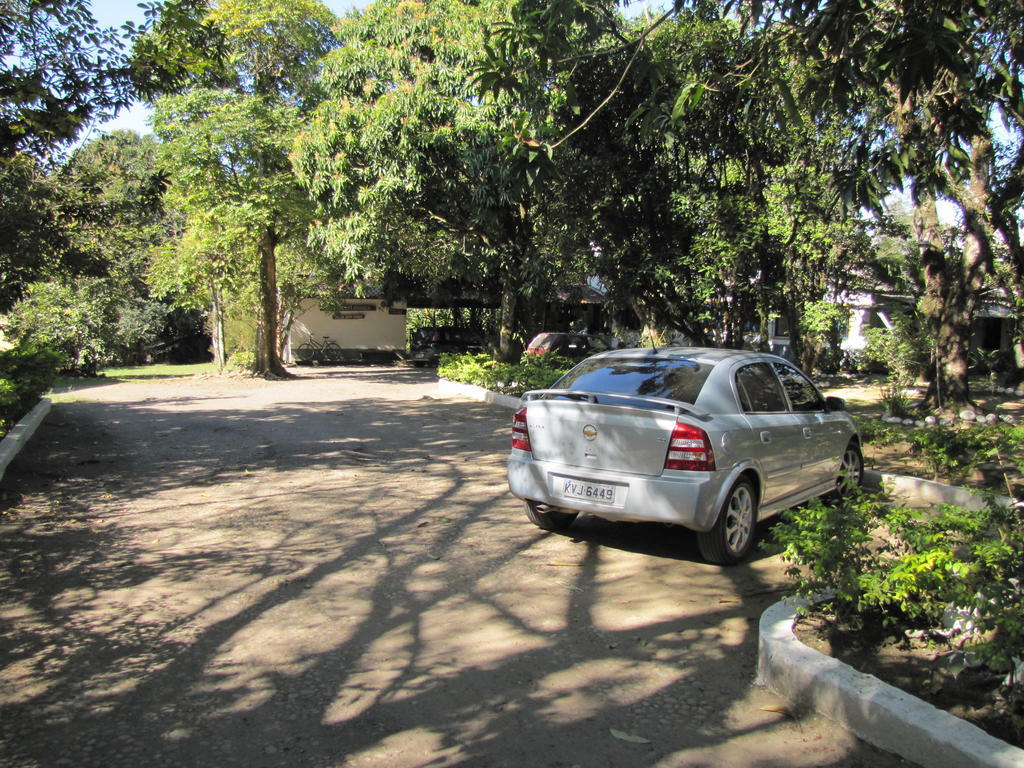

{"left": 524, "top": 398, "right": 681, "bottom": 476}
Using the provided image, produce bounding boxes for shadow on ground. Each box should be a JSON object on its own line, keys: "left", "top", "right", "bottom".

{"left": 0, "top": 371, "right": 903, "bottom": 768}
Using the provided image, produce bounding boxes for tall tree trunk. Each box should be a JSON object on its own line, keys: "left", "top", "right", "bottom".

{"left": 255, "top": 228, "right": 290, "bottom": 378}
{"left": 210, "top": 281, "right": 226, "bottom": 371}
{"left": 914, "top": 191, "right": 973, "bottom": 408}
{"left": 498, "top": 279, "right": 519, "bottom": 363}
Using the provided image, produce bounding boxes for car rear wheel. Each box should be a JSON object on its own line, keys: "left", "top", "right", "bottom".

{"left": 833, "top": 442, "right": 864, "bottom": 498}
{"left": 697, "top": 479, "right": 757, "bottom": 565}
{"left": 525, "top": 501, "right": 578, "bottom": 531}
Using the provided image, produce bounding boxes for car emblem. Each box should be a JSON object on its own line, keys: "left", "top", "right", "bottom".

{"left": 582, "top": 424, "right": 598, "bottom": 441}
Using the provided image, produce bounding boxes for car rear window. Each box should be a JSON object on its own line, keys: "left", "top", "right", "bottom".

{"left": 553, "top": 357, "right": 714, "bottom": 404}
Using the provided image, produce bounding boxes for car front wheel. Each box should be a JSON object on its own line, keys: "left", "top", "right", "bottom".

{"left": 697, "top": 479, "right": 757, "bottom": 565}
{"left": 525, "top": 501, "right": 578, "bottom": 531}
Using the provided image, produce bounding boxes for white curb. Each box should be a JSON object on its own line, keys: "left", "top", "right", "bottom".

{"left": 865, "top": 469, "right": 1011, "bottom": 510}
{"left": 436, "top": 378, "right": 522, "bottom": 410}
{"left": 0, "top": 397, "right": 52, "bottom": 482}
{"left": 758, "top": 599, "right": 1024, "bottom": 768}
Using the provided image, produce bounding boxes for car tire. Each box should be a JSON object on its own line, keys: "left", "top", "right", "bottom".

{"left": 697, "top": 479, "right": 757, "bottom": 565}
{"left": 525, "top": 501, "right": 578, "bottom": 531}
{"left": 830, "top": 441, "right": 864, "bottom": 499}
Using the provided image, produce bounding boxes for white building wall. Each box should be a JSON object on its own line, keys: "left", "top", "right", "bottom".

{"left": 285, "top": 299, "right": 407, "bottom": 361}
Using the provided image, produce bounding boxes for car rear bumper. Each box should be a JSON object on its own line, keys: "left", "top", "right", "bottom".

{"left": 507, "top": 453, "right": 730, "bottom": 532}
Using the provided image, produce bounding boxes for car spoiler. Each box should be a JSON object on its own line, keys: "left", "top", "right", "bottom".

{"left": 521, "top": 389, "right": 712, "bottom": 422}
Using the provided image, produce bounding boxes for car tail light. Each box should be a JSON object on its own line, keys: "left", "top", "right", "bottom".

{"left": 512, "top": 408, "right": 532, "bottom": 452}
{"left": 664, "top": 421, "right": 715, "bottom": 471}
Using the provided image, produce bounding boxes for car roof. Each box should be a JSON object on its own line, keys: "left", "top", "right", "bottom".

{"left": 588, "top": 346, "right": 786, "bottom": 365}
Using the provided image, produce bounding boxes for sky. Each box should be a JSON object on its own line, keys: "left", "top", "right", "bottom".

{"left": 85, "top": 0, "right": 363, "bottom": 139}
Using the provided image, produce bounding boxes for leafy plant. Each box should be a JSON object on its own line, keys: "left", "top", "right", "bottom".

{"left": 771, "top": 491, "right": 882, "bottom": 624}
{"left": 438, "top": 352, "right": 572, "bottom": 396}
{"left": 857, "top": 418, "right": 903, "bottom": 447}
{"left": 862, "top": 315, "right": 928, "bottom": 417}
{"left": 0, "top": 344, "right": 64, "bottom": 435}
{"left": 774, "top": 490, "right": 1024, "bottom": 739}
{"left": 906, "top": 426, "right": 980, "bottom": 482}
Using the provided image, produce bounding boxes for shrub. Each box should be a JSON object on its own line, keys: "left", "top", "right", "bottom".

{"left": 6, "top": 279, "right": 167, "bottom": 375}
{"left": 437, "top": 352, "right": 573, "bottom": 396}
{"left": 857, "top": 418, "right": 902, "bottom": 447}
{"left": 861, "top": 315, "right": 928, "bottom": 417}
{"left": 773, "top": 490, "right": 1024, "bottom": 737}
{"left": 0, "top": 344, "right": 64, "bottom": 436}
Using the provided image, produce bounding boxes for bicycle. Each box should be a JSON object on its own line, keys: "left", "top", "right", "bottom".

{"left": 294, "top": 335, "right": 344, "bottom": 365}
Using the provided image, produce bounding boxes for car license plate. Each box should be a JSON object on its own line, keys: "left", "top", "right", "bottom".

{"left": 560, "top": 478, "right": 617, "bottom": 505}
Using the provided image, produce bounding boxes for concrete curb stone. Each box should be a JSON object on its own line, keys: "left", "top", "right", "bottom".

{"left": 436, "top": 378, "right": 521, "bottom": 410}
{"left": 758, "top": 599, "right": 1024, "bottom": 768}
{"left": 0, "top": 397, "right": 51, "bottom": 482}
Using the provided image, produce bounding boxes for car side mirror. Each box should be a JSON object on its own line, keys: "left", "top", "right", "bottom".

{"left": 825, "top": 396, "right": 846, "bottom": 412}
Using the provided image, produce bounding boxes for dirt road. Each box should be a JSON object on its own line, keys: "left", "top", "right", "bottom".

{"left": 0, "top": 366, "right": 906, "bottom": 767}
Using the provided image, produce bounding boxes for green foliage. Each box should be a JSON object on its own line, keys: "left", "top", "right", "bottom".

{"left": 861, "top": 315, "right": 929, "bottom": 377}
{"left": 0, "top": 344, "right": 64, "bottom": 435}
{"left": 0, "top": 155, "right": 80, "bottom": 312}
{"left": 860, "top": 419, "right": 1024, "bottom": 486}
{"left": 1, "top": 0, "right": 132, "bottom": 158}
{"left": 437, "top": 352, "right": 571, "bottom": 396}
{"left": 905, "top": 426, "right": 982, "bottom": 483}
{"left": 6, "top": 278, "right": 167, "bottom": 376}
{"left": 774, "top": 491, "right": 1024, "bottom": 735}
{"left": 860, "top": 314, "right": 929, "bottom": 416}
{"left": 771, "top": 492, "right": 881, "bottom": 624}
{"left": 857, "top": 418, "right": 902, "bottom": 447}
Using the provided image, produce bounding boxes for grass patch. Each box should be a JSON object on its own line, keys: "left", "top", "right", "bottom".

{"left": 51, "top": 362, "right": 217, "bottom": 397}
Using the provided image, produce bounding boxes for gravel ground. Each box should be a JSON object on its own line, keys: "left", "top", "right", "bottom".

{"left": 0, "top": 366, "right": 909, "bottom": 768}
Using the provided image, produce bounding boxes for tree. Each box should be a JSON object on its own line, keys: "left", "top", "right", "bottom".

{"left": 144, "top": 0, "right": 336, "bottom": 377}
{"left": 5, "top": 131, "right": 177, "bottom": 371}
{"left": 0, "top": 154, "right": 78, "bottom": 312}
{"left": 0, "top": 0, "right": 133, "bottom": 158}
{"left": 484, "top": 3, "right": 873, "bottom": 369}
{"left": 740, "top": 0, "right": 1024, "bottom": 406}
{"left": 294, "top": 0, "right": 580, "bottom": 361}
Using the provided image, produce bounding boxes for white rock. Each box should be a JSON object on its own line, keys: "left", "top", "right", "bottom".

{"left": 984, "top": 413, "right": 999, "bottom": 424}
{"left": 1016, "top": 389, "right": 1024, "bottom": 397}
{"left": 924, "top": 415, "right": 938, "bottom": 426}
{"left": 959, "top": 409, "right": 977, "bottom": 421}
{"left": 902, "top": 418, "right": 916, "bottom": 426}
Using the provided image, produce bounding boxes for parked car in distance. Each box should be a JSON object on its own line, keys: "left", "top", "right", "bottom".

{"left": 525, "top": 332, "right": 609, "bottom": 359}
{"left": 407, "top": 326, "right": 484, "bottom": 366}
{"left": 507, "top": 347, "right": 862, "bottom": 564}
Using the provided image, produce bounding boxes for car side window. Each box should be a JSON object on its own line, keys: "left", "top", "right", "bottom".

{"left": 772, "top": 363, "right": 826, "bottom": 412}
{"left": 736, "top": 363, "right": 788, "bottom": 413}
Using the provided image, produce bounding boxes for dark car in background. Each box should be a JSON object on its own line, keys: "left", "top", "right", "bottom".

{"left": 407, "top": 326, "right": 484, "bottom": 366}
{"left": 525, "top": 332, "right": 609, "bottom": 360}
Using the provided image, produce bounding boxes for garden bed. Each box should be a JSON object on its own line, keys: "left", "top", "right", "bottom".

{"left": 794, "top": 612, "right": 1022, "bottom": 749}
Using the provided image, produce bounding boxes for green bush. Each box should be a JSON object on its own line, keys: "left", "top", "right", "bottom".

{"left": 0, "top": 344, "right": 64, "bottom": 436}
{"left": 773, "top": 490, "right": 1024, "bottom": 737}
{"left": 857, "top": 418, "right": 903, "bottom": 447}
{"left": 859, "top": 419, "right": 1024, "bottom": 488}
{"left": 437, "top": 352, "right": 573, "bottom": 396}
{"left": 6, "top": 278, "right": 167, "bottom": 375}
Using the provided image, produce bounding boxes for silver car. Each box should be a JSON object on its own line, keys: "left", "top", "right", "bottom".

{"left": 507, "top": 347, "right": 862, "bottom": 564}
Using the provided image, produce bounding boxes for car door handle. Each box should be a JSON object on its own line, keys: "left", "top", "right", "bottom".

{"left": 803, "top": 427, "right": 813, "bottom": 439}
{"left": 760, "top": 431, "right": 772, "bottom": 443}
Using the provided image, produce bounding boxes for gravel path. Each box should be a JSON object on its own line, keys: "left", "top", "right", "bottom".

{"left": 0, "top": 366, "right": 908, "bottom": 767}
